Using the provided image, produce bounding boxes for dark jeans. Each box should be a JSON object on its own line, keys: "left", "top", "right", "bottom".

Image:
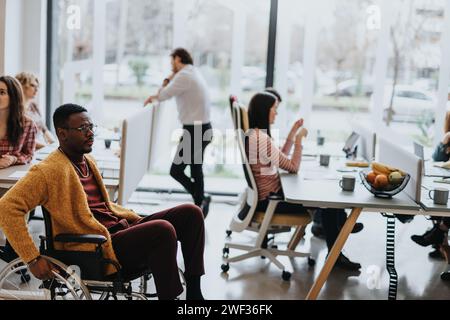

{"left": 257, "top": 199, "right": 347, "bottom": 251}
{"left": 170, "top": 123, "right": 213, "bottom": 206}
{"left": 111, "top": 204, "right": 205, "bottom": 300}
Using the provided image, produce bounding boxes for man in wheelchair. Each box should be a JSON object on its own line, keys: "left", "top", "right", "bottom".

{"left": 0, "top": 104, "right": 206, "bottom": 300}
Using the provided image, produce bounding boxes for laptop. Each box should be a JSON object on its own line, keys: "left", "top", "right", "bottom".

{"left": 414, "top": 141, "right": 450, "bottom": 178}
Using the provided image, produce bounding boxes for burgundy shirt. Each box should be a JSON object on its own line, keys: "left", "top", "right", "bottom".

{"left": 75, "top": 160, "right": 129, "bottom": 234}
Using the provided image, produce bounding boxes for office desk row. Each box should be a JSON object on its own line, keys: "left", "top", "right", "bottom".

{"left": 0, "top": 140, "right": 121, "bottom": 199}
{"left": 280, "top": 148, "right": 450, "bottom": 300}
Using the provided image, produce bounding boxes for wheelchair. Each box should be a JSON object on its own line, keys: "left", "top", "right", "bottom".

{"left": 0, "top": 207, "right": 186, "bottom": 300}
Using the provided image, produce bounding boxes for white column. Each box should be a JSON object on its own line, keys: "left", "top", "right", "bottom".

{"left": 22, "top": 0, "right": 47, "bottom": 117}
{"left": 230, "top": 8, "right": 246, "bottom": 97}
{"left": 371, "top": 0, "right": 395, "bottom": 128}
{"left": 91, "top": 0, "right": 106, "bottom": 123}
{"left": 173, "top": 0, "right": 188, "bottom": 47}
{"left": 433, "top": 0, "right": 450, "bottom": 146}
{"left": 0, "top": 0, "right": 5, "bottom": 75}
{"left": 149, "top": 0, "right": 188, "bottom": 171}
{"left": 4, "top": 0, "right": 24, "bottom": 75}
{"left": 300, "top": 0, "right": 320, "bottom": 123}
{"left": 274, "top": 0, "right": 291, "bottom": 137}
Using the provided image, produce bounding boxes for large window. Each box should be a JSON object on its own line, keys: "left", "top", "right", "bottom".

{"left": 48, "top": 0, "right": 450, "bottom": 191}
{"left": 384, "top": 0, "right": 445, "bottom": 147}
{"left": 49, "top": 0, "right": 270, "bottom": 186}
{"left": 311, "top": 0, "right": 379, "bottom": 143}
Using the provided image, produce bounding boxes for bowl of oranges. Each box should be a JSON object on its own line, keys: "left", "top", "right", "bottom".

{"left": 359, "top": 162, "right": 410, "bottom": 198}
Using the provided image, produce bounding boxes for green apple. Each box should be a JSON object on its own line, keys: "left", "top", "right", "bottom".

{"left": 389, "top": 171, "right": 403, "bottom": 185}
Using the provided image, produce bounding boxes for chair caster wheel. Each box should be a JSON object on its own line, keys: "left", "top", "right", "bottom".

{"left": 222, "top": 247, "right": 229, "bottom": 257}
{"left": 226, "top": 230, "right": 232, "bottom": 237}
{"left": 221, "top": 263, "right": 230, "bottom": 272}
{"left": 308, "top": 257, "right": 316, "bottom": 266}
{"left": 271, "top": 245, "right": 278, "bottom": 249}
{"left": 282, "top": 271, "right": 291, "bottom": 281}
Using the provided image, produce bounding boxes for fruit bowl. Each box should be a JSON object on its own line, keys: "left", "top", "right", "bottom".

{"left": 359, "top": 171, "right": 410, "bottom": 198}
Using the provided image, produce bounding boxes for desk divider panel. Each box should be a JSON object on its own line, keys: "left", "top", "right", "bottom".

{"left": 118, "top": 108, "right": 153, "bottom": 206}
{"left": 378, "top": 136, "right": 423, "bottom": 203}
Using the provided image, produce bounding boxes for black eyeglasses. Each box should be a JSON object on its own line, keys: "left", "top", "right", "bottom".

{"left": 63, "top": 124, "right": 97, "bottom": 135}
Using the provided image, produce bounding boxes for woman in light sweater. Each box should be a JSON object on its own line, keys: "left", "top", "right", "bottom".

{"left": 246, "top": 92, "right": 361, "bottom": 271}
{"left": 16, "top": 72, "right": 55, "bottom": 150}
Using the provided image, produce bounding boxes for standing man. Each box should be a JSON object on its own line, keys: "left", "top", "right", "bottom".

{"left": 144, "top": 48, "right": 213, "bottom": 218}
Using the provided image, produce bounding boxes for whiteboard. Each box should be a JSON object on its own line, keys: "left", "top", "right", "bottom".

{"left": 117, "top": 107, "right": 154, "bottom": 206}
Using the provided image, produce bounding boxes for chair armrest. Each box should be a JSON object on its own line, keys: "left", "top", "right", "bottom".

{"left": 54, "top": 234, "right": 107, "bottom": 245}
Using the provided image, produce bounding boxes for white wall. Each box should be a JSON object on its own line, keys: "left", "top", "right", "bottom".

{"left": 0, "top": 0, "right": 5, "bottom": 75}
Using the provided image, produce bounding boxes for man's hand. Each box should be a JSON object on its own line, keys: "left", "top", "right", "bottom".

{"left": 28, "top": 256, "right": 59, "bottom": 281}
{"left": 0, "top": 155, "right": 16, "bottom": 169}
{"left": 143, "top": 95, "right": 158, "bottom": 107}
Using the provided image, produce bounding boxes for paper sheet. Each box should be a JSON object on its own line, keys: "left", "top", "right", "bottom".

{"left": 8, "top": 171, "right": 27, "bottom": 179}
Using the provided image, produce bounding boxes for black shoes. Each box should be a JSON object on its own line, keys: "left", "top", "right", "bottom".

{"left": 333, "top": 253, "right": 361, "bottom": 271}
{"left": 429, "top": 245, "right": 445, "bottom": 260}
{"left": 441, "top": 271, "right": 450, "bottom": 281}
{"left": 201, "top": 195, "right": 211, "bottom": 219}
{"left": 411, "top": 224, "right": 446, "bottom": 247}
{"left": 311, "top": 222, "right": 364, "bottom": 239}
{"left": 351, "top": 223, "right": 364, "bottom": 234}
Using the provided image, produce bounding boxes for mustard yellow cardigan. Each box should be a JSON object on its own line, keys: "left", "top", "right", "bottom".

{"left": 0, "top": 150, "right": 141, "bottom": 275}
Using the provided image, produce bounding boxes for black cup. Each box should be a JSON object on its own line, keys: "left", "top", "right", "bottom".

{"left": 104, "top": 139, "right": 112, "bottom": 149}
{"left": 317, "top": 136, "right": 325, "bottom": 146}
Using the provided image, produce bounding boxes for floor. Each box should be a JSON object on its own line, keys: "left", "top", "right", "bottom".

{"left": 1, "top": 191, "right": 450, "bottom": 300}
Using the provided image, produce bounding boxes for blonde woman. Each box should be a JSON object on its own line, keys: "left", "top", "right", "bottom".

{"left": 16, "top": 72, "right": 55, "bottom": 149}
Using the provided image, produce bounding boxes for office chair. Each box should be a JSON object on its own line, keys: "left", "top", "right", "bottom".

{"left": 221, "top": 98, "right": 314, "bottom": 281}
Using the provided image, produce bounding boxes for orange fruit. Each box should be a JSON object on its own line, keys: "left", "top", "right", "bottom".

{"left": 374, "top": 174, "right": 389, "bottom": 189}
{"left": 366, "top": 171, "right": 376, "bottom": 184}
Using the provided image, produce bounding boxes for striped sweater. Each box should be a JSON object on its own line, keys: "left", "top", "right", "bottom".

{"left": 247, "top": 129, "right": 302, "bottom": 200}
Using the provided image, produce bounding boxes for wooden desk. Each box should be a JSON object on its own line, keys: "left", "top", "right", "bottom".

{"left": 280, "top": 171, "right": 421, "bottom": 300}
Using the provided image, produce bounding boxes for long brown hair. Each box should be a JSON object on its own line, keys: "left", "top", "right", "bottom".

{"left": 0, "top": 76, "right": 25, "bottom": 146}
{"left": 248, "top": 92, "right": 277, "bottom": 137}
{"left": 445, "top": 111, "right": 450, "bottom": 134}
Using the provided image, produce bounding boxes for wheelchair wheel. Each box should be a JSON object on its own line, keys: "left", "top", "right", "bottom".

{"left": 0, "top": 256, "right": 91, "bottom": 300}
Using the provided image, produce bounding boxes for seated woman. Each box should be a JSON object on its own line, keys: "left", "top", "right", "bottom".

{"left": 246, "top": 92, "right": 360, "bottom": 271}
{"left": 16, "top": 72, "right": 55, "bottom": 150}
{"left": 411, "top": 111, "right": 450, "bottom": 260}
{"left": 0, "top": 75, "right": 37, "bottom": 272}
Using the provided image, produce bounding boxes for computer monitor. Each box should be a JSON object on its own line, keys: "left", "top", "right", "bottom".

{"left": 117, "top": 107, "right": 154, "bottom": 206}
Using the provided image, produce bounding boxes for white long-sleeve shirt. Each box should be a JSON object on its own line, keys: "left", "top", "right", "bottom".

{"left": 158, "top": 65, "right": 211, "bottom": 125}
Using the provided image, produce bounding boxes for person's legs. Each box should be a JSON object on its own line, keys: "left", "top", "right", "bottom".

{"left": 170, "top": 130, "right": 195, "bottom": 201}
{"left": 112, "top": 220, "right": 182, "bottom": 300}
{"left": 128, "top": 203, "right": 206, "bottom": 299}
{"left": 321, "top": 208, "right": 361, "bottom": 271}
{"left": 190, "top": 123, "right": 213, "bottom": 208}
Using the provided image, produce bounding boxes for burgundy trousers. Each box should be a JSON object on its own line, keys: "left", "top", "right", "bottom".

{"left": 111, "top": 204, "right": 205, "bottom": 299}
